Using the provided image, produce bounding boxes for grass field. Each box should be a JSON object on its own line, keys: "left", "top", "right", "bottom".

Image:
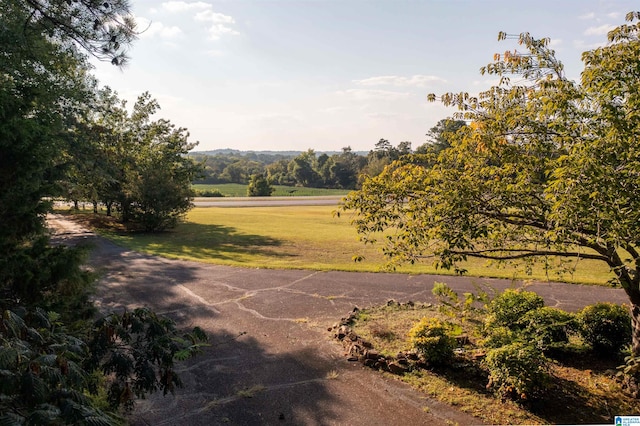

{"left": 193, "top": 183, "right": 351, "bottom": 197}
{"left": 94, "top": 205, "right": 615, "bottom": 285}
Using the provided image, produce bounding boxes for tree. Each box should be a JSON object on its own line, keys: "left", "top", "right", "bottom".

{"left": 120, "top": 93, "right": 201, "bottom": 231}
{"left": 247, "top": 173, "right": 274, "bottom": 196}
{"left": 416, "top": 118, "right": 466, "bottom": 154}
{"left": 288, "top": 149, "right": 321, "bottom": 187}
{"left": 72, "top": 90, "right": 201, "bottom": 230}
{"left": 342, "top": 13, "right": 640, "bottom": 356}
{"left": 1, "top": 1, "right": 207, "bottom": 422}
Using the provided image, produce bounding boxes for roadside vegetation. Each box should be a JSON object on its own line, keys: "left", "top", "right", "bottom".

{"left": 346, "top": 285, "right": 637, "bottom": 424}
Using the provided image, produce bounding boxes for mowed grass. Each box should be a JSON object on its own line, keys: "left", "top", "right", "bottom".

{"left": 193, "top": 183, "right": 350, "bottom": 197}
{"left": 99, "top": 205, "right": 615, "bottom": 285}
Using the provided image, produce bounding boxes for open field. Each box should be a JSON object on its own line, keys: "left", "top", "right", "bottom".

{"left": 193, "top": 183, "right": 351, "bottom": 197}
{"left": 87, "top": 205, "right": 615, "bottom": 285}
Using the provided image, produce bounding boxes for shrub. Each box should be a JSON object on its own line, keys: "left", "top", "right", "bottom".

{"left": 578, "top": 303, "right": 631, "bottom": 355}
{"left": 485, "top": 288, "right": 544, "bottom": 330}
{"left": 617, "top": 354, "right": 640, "bottom": 398}
{"left": 196, "top": 189, "right": 224, "bottom": 197}
{"left": 484, "top": 342, "right": 550, "bottom": 400}
{"left": 408, "top": 317, "right": 456, "bottom": 365}
{"left": 520, "top": 307, "right": 577, "bottom": 350}
{"left": 483, "top": 326, "right": 519, "bottom": 349}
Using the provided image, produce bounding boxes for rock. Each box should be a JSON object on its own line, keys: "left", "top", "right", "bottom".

{"left": 375, "top": 360, "right": 388, "bottom": 370}
{"left": 388, "top": 362, "right": 408, "bottom": 375}
{"left": 365, "top": 350, "right": 379, "bottom": 360}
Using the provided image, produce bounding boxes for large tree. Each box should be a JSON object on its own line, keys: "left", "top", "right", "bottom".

{"left": 343, "top": 13, "right": 640, "bottom": 355}
{"left": 1, "top": 2, "right": 207, "bottom": 423}
{"left": 80, "top": 91, "right": 202, "bottom": 231}
{"left": 0, "top": 0, "right": 134, "bottom": 308}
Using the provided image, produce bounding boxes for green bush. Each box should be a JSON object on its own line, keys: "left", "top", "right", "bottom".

{"left": 196, "top": 189, "right": 224, "bottom": 197}
{"left": 484, "top": 342, "right": 550, "bottom": 400}
{"left": 578, "top": 303, "right": 631, "bottom": 355}
{"left": 486, "top": 288, "right": 544, "bottom": 330}
{"left": 483, "top": 326, "right": 519, "bottom": 349}
{"left": 408, "top": 317, "right": 456, "bottom": 365}
{"left": 520, "top": 307, "right": 577, "bottom": 350}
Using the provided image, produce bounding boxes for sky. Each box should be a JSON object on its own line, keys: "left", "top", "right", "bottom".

{"left": 91, "top": 0, "right": 638, "bottom": 153}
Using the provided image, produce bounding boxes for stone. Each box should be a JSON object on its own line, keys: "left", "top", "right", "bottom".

{"left": 387, "top": 362, "right": 408, "bottom": 375}
{"left": 365, "top": 350, "right": 379, "bottom": 360}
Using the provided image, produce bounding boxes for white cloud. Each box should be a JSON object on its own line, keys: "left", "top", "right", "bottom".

{"left": 584, "top": 24, "right": 615, "bottom": 36}
{"left": 162, "top": 1, "right": 210, "bottom": 13}
{"left": 354, "top": 75, "right": 446, "bottom": 88}
{"left": 137, "top": 18, "right": 183, "bottom": 40}
{"left": 579, "top": 12, "right": 595, "bottom": 20}
{"left": 194, "top": 10, "right": 239, "bottom": 40}
{"left": 607, "top": 12, "right": 622, "bottom": 19}
{"left": 337, "top": 89, "right": 412, "bottom": 101}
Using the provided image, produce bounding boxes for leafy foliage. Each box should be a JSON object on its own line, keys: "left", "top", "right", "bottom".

{"left": 86, "top": 308, "right": 208, "bottom": 411}
{"left": 0, "top": 307, "right": 207, "bottom": 423}
{"left": 484, "top": 342, "right": 550, "bottom": 400}
{"left": 407, "top": 317, "right": 456, "bottom": 365}
{"left": 1, "top": 1, "right": 209, "bottom": 422}
{"left": 578, "top": 303, "right": 632, "bottom": 355}
{"left": 0, "top": 308, "right": 120, "bottom": 425}
{"left": 485, "top": 289, "right": 544, "bottom": 330}
{"left": 343, "top": 12, "right": 640, "bottom": 355}
{"left": 519, "top": 307, "right": 578, "bottom": 351}
{"left": 247, "top": 174, "right": 274, "bottom": 196}
{"left": 69, "top": 89, "right": 202, "bottom": 231}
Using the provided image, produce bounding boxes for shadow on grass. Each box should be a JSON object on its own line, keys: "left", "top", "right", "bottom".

{"left": 416, "top": 353, "right": 628, "bottom": 425}
{"left": 110, "top": 222, "right": 297, "bottom": 264}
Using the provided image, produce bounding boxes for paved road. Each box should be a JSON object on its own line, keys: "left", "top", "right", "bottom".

{"left": 48, "top": 215, "right": 628, "bottom": 426}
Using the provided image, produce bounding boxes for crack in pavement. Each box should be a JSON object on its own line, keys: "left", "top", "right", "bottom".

{"left": 48, "top": 214, "right": 628, "bottom": 426}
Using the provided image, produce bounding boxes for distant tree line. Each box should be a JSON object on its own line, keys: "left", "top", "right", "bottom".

{"left": 191, "top": 118, "right": 465, "bottom": 190}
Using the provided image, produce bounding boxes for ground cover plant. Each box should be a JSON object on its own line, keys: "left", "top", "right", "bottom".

{"left": 65, "top": 206, "right": 615, "bottom": 284}
{"left": 346, "top": 285, "right": 637, "bottom": 425}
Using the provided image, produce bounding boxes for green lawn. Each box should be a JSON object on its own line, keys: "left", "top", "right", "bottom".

{"left": 193, "top": 183, "right": 351, "bottom": 197}
{"left": 98, "top": 206, "right": 615, "bottom": 285}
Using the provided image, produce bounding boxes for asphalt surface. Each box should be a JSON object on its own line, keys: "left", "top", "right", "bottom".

{"left": 48, "top": 215, "right": 628, "bottom": 426}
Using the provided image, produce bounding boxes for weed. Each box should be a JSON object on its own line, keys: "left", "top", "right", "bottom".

{"left": 326, "top": 370, "right": 339, "bottom": 380}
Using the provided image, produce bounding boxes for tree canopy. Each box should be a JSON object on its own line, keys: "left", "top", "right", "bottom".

{"left": 343, "top": 12, "right": 640, "bottom": 356}
{"left": 0, "top": 1, "right": 207, "bottom": 422}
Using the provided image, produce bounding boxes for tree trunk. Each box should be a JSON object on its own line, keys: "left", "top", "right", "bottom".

{"left": 92, "top": 200, "right": 98, "bottom": 214}
{"left": 632, "top": 303, "right": 640, "bottom": 357}
{"left": 105, "top": 201, "right": 113, "bottom": 217}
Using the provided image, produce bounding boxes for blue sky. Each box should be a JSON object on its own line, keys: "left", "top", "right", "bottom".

{"left": 92, "top": 0, "right": 638, "bottom": 152}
